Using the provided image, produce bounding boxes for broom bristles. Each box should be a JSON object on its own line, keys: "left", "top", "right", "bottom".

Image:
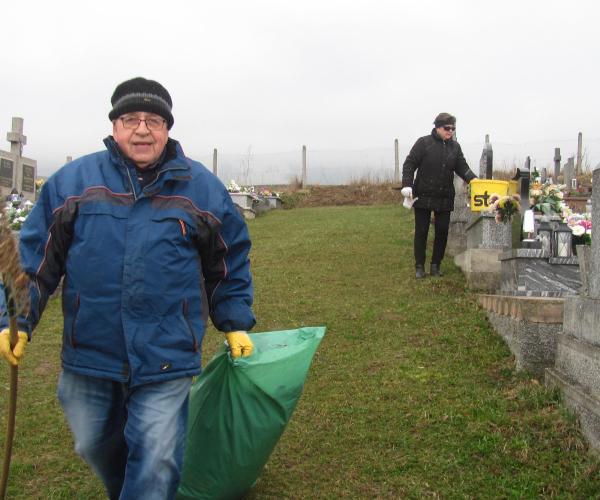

{"left": 0, "top": 207, "right": 30, "bottom": 317}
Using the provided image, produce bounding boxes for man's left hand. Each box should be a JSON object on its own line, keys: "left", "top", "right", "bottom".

{"left": 0, "top": 329, "right": 28, "bottom": 366}
{"left": 225, "top": 331, "right": 254, "bottom": 358}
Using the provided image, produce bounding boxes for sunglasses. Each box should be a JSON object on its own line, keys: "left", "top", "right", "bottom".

{"left": 443, "top": 125, "right": 456, "bottom": 131}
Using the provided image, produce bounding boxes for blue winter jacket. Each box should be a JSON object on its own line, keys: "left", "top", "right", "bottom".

{"left": 1, "top": 137, "right": 255, "bottom": 386}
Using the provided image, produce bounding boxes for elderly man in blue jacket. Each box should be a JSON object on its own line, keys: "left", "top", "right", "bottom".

{"left": 0, "top": 77, "right": 256, "bottom": 499}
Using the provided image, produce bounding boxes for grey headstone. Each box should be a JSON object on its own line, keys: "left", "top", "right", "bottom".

{"left": 564, "top": 157, "right": 574, "bottom": 190}
{"left": 554, "top": 148, "right": 561, "bottom": 180}
{"left": 589, "top": 169, "right": 600, "bottom": 298}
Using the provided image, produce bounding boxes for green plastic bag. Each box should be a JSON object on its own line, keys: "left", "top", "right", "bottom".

{"left": 176, "top": 326, "right": 326, "bottom": 500}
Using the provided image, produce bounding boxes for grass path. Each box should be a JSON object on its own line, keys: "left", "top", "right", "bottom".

{"left": 1, "top": 204, "right": 600, "bottom": 498}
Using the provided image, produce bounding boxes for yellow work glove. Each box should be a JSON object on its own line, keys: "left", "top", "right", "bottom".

{"left": 0, "top": 329, "right": 29, "bottom": 366}
{"left": 225, "top": 331, "right": 254, "bottom": 359}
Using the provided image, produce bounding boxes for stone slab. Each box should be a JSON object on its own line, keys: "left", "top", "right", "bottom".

{"left": 446, "top": 223, "right": 467, "bottom": 257}
{"left": 546, "top": 367, "right": 600, "bottom": 452}
{"left": 229, "top": 192, "right": 255, "bottom": 210}
{"left": 486, "top": 310, "right": 560, "bottom": 378}
{"left": 499, "top": 249, "right": 581, "bottom": 296}
{"left": 555, "top": 334, "right": 600, "bottom": 401}
{"left": 454, "top": 248, "right": 503, "bottom": 292}
{"left": 264, "top": 196, "right": 282, "bottom": 209}
{"left": 590, "top": 169, "right": 600, "bottom": 299}
{"left": 562, "top": 295, "right": 600, "bottom": 346}
{"left": 466, "top": 211, "right": 512, "bottom": 250}
{"left": 477, "top": 294, "right": 564, "bottom": 323}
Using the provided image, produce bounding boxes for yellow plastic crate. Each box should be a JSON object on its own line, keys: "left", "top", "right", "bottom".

{"left": 470, "top": 179, "right": 509, "bottom": 212}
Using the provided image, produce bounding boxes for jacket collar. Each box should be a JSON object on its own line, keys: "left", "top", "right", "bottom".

{"left": 431, "top": 128, "right": 443, "bottom": 142}
{"left": 104, "top": 137, "right": 192, "bottom": 195}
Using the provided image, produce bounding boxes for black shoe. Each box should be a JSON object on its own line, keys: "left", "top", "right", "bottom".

{"left": 415, "top": 265, "right": 426, "bottom": 279}
{"left": 430, "top": 263, "right": 443, "bottom": 277}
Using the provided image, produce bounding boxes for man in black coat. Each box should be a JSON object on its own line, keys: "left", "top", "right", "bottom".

{"left": 401, "top": 113, "right": 477, "bottom": 279}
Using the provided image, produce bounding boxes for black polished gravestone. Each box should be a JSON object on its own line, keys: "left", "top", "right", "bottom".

{"left": 511, "top": 158, "right": 535, "bottom": 248}
{"left": 0, "top": 157, "right": 13, "bottom": 189}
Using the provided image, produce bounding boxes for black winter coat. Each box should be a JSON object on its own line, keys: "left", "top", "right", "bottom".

{"left": 402, "top": 129, "right": 477, "bottom": 212}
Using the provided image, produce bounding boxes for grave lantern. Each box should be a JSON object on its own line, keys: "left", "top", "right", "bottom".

{"left": 552, "top": 223, "right": 573, "bottom": 258}
{"left": 537, "top": 218, "right": 553, "bottom": 256}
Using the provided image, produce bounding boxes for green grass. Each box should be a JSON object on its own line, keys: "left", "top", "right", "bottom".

{"left": 2, "top": 204, "right": 600, "bottom": 498}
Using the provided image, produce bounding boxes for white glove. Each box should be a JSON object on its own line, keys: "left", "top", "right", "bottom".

{"left": 400, "top": 187, "right": 413, "bottom": 198}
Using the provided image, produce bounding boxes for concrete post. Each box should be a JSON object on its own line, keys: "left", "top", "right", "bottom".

{"left": 212, "top": 148, "right": 217, "bottom": 176}
{"left": 302, "top": 145, "right": 307, "bottom": 188}
{"left": 576, "top": 132, "right": 583, "bottom": 177}
{"left": 394, "top": 138, "right": 399, "bottom": 183}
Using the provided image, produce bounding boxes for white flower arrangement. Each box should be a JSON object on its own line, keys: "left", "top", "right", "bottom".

{"left": 3, "top": 199, "right": 34, "bottom": 231}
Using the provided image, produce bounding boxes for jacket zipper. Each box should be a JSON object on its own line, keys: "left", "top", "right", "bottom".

{"left": 71, "top": 293, "right": 80, "bottom": 348}
{"left": 125, "top": 166, "right": 138, "bottom": 201}
{"left": 182, "top": 299, "right": 198, "bottom": 352}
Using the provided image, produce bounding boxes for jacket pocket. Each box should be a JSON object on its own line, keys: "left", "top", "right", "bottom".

{"left": 183, "top": 299, "right": 198, "bottom": 352}
{"left": 70, "top": 293, "right": 80, "bottom": 348}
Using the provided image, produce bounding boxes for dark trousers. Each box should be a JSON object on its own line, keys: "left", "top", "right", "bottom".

{"left": 413, "top": 208, "right": 451, "bottom": 267}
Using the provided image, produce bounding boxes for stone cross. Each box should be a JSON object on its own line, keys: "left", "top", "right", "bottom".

{"left": 554, "top": 148, "right": 561, "bottom": 180}
{"left": 0, "top": 117, "right": 37, "bottom": 202}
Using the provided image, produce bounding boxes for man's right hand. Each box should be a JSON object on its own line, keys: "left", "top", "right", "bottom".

{"left": 400, "top": 187, "right": 413, "bottom": 198}
{"left": 0, "top": 329, "right": 28, "bottom": 366}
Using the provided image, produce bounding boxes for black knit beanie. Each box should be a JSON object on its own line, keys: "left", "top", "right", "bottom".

{"left": 433, "top": 112, "right": 456, "bottom": 128}
{"left": 108, "top": 77, "right": 174, "bottom": 130}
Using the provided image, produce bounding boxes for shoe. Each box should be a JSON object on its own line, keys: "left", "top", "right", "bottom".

{"left": 415, "top": 265, "right": 426, "bottom": 279}
{"left": 430, "top": 263, "right": 443, "bottom": 277}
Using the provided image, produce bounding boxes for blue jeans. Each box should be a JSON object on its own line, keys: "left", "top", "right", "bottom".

{"left": 57, "top": 370, "right": 192, "bottom": 500}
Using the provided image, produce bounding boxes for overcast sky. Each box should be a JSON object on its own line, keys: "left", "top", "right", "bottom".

{"left": 2, "top": 0, "right": 599, "bottom": 183}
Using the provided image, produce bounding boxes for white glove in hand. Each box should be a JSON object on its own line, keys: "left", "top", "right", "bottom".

{"left": 400, "top": 187, "right": 413, "bottom": 198}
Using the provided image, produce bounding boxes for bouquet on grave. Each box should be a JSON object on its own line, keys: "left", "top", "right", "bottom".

{"left": 257, "top": 187, "right": 280, "bottom": 198}
{"left": 566, "top": 214, "right": 592, "bottom": 245}
{"left": 488, "top": 193, "right": 521, "bottom": 224}
{"left": 3, "top": 198, "right": 34, "bottom": 231}
{"left": 529, "top": 181, "right": 565, "bottom": 215}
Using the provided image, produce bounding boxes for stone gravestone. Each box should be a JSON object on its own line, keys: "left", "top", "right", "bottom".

{"left": 563, "top": 157, "right": 574, "bottom": 191}
{"left": 546, "top": 167, "right": 600, "bottom": 451}
{"left": 447, "top": 176, "right": 471, "bottom": 256}
{"left": 478, "top": 136, "right": 493, "bottom": 179}
{"left": 589, "top": 168, "right": 600, "bottom": 298}
{"left": 554, "top": 148, "right": 561, "bottom": 181}
{"left": 0, "top": 117, "right": 37, "bottom": 202}
{"left": 448, "top": 136, "right": 491, "bottom": 256}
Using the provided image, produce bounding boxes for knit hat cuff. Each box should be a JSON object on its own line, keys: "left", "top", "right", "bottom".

{"left": 109, "top": 92, "right": 174, "bottom": 129}
{"left": 433, "top": 114, "right": 456, "bottom": 128}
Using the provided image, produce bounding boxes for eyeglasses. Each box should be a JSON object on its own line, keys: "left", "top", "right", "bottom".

{"left": 120, "top": 116, "right": 166, "bottom": 131}
{"left": 443, "top": 125, "right": 456, "bottom": 131}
